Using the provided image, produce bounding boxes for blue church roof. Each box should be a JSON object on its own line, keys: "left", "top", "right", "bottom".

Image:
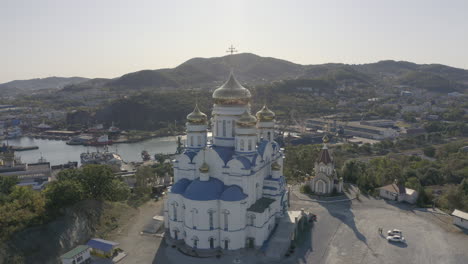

{"left": 236, "top": 156, "right": 252, "bottom": 169}
{"left": 257, "top": 140, "right": 269, "bottom": 156}
{"left": 220, "top": 185, "right": 248, "bottom": 201}
{"left": 183, "top": 151, "right": 197, "bottom": 162}
{"left": 183, "top": 177, "right": 225, "bottom": 201}
{"left": 170, "top": 178, "right": 192, "bottom": 194}
{"left": 212, "top": 146, "right": 235, "bottom": 165}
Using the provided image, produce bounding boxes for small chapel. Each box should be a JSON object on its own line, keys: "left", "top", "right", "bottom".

{"left": 308, "top": 135, "right": 343, "bottom": 194}
{"left": 164, "top": 71, "right": 288, "bottom": 252}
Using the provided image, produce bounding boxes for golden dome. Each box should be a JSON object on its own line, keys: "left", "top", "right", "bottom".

{"left": 322, "top": 134, "right": 330, "bottom": 143}
{"left": 271, "top": 161, "right": 281, "bottom": 171}
{"left": 187, "top": 104, "right": 207, "bottom": 124}
{"left": 212, "top": 72, "right": 251, "bottom": 105}
{"left": 199, "top": 162, "right": 209, "bottom": 173}
{"left": 236, "top": 110, "right": 257, "bottom": 128}
{"left": 256, "top": 105, "right": 275, "bottom": 122}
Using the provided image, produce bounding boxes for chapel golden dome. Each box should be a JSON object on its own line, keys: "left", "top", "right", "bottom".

{"left": 186, "top": 104, "right": 207, "bottom": 124}
{"left": 256, "top": 105, "right": 275, "bottom": 122}
{"left": 271, "top": 161, "right": 281, "bottom": 171}
{"left": 199, "top": 162, "right": 209, "bottom": 173}
{"left": 212, "top": 72, "right": 251, "bottom": 105}
{"left": 236, "top": 110, "right": 257, "bottom": 128}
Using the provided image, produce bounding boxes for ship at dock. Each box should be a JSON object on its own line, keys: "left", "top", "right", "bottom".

{"left": 80, "top": 147, "right": 128, "bottom": 172}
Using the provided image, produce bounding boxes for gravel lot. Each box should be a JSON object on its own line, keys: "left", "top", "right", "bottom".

{"left": 120, "top": 188, "right": 468, "bottom": 264}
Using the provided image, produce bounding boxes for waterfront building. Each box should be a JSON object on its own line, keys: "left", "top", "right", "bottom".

{"left": 164, "top": 72, "right": 288, "bottom": 252}
{"left": 308, "top": 135, "right": 343, "bottom": 194}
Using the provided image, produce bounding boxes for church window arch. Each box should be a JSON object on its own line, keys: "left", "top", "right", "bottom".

{"left": 232, "top": 121, "right": 235, "bottom": 136}
{"left": 197, "top": 135, "right": 201, "bottom": 146}
{"left": 191, "top": 208, "right": 198, "bottom": 229}
{"left": 222, "top": 120, "right": 226, "bottom": 137}
{"left": 170, "top": 201, "right": 178, "bottom": 221}
{"left": 247, "top": 214, "right": 256, "bottom": 226}
{"left": 209, "top": 237, "right": 215, "bottom": 249}
{"left": 207, "top": 209, "right": 215, "bottom": 230}
{"left": 191, "top": 236, "right": 199, "bottom": 248}
{"left": 240, "top": 139, "right": 244, "bottom": 151}
{"left": 222, "top": 209, "right": 230, "bottom": 231}
{"left": 248, "top": 139, "right": 252, "bottom": 151}
{"left": 216, "top": 120, "right": 219, "bottom": 136}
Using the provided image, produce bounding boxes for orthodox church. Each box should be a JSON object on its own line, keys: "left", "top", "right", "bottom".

{"left": 308, "top": 136, "right": 343, "bottom": 194}
{"left": 164, "top": 72, "right": 288, "bottom": 251}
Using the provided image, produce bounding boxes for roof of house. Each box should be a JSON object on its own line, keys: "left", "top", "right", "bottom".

{"left": 61, "top": 245, "right": 90, "bottom": 259}
{"left": 87, "top": 238, "right": 119, "bottom": 252}
{"left": 379, "top": 183, "right": 406, "bottom": 194}
{"left": 452, "top": 209, "right": 468, "bottom": 220}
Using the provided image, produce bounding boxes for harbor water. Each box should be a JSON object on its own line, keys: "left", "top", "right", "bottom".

{"left": 2, "top": 136, "right": 184, "bottom": 166}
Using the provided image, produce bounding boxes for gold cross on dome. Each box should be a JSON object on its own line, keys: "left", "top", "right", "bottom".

{"left": 226, "top": 45, "right": 237, "bottom": 55}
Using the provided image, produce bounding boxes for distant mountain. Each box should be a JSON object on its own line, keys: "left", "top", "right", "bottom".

{"left": 17, "top": 54, "right": 468, "bottom": 98}
{"left": 0, "top": 76, "right": 89, "bottom": 96}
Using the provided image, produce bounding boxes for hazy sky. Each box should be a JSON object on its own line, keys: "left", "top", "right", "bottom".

{"left": 2, "top": 0, "right": 468, "bottom": 83}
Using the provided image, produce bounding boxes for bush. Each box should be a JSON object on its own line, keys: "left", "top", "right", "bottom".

{"left": 300, "top": 184, "right": 312, "bottom": 194}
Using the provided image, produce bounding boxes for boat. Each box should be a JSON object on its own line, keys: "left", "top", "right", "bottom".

{"left": 108, "top": 122, "right": 121, "bottom": 134}
{"left": 80, "top": 147, "right": 124, "bottom": 171}
{"left": 67, "top": 135, "right": 93, "bottom": 145}
{"left": 85, "top": 134, "right": 113, "bottom": 146}
{"left": 11, "top": 145, "right": 39, "bottom": 151}
{"left": 5, "top": 126, "right": 22, "bottom": 139}
{"left": 141, "top": 150, "right": 151, "bottom": 161}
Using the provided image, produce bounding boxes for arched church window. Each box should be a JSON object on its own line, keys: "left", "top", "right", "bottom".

{"left": 192, "top": 236, "right": 199, "bottom": 248}
{"left": 208, "top": 209, "right": 215, "bottom": 230}
{"left": 247, "top": 214, "right": 256, "bottom": 226}
{"left": 240, "top": 139, "right": 245, "bottom": 151}
{"left": 232, "top": 121, "right": 235, "bottom": 137}
{"left": 190, "top": 136, "right": 194, "bottom": 147}
{"left": 267, "top": 131, "right": 271, "bottom": 141}
{"left": 191, "top": 208, "right": 198, "bottom": 229}
{"left": 223, "top": 120, "right": 226, "bottom": 137}
{"left": 216, "top": 120, "right": 219, "bottom": 136}
{"left": 222, "top": 209, "right": 230, "bottom": 231}
{"left": 248, "top": 140, "right": 252, "bottom": 151}
{"left": 197, "top": 136, "right": 201, "bottom": 146}
{"left": 171, "top": 201, "right": 178, "bottom": 221}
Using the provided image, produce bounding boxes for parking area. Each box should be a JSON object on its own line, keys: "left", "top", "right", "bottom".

{"left": 286, "top": 190, "right": 468, "bottom": 264}
{"left": 123, "top": 188, "right": 468, "bottom": 264}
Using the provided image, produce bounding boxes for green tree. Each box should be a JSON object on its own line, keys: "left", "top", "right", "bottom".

{"left": 44, "top": 180, "right": 84, "bottom": 214}
{"left": 0, "top": 176, "right": 18, "bottom": 195}
{"left": 423, "top": 146, "right": 436, "bottom": 158}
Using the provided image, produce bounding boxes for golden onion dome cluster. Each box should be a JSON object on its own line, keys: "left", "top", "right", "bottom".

{"left": 236, "top": 110, "right": 257, "bottom": 128}
{"left": 212, "top": 72, "right": 251, "bottom": 105}
{"left": 186, "top": 104, "right": 207, "bottom": 125}
{"left": 256, "top": 105, "right": 275, "bottom": 122}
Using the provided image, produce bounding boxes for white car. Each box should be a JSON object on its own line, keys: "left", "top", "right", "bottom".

{"left": 387, "top": 235, "right": 406, "bottom": 243}
{"left": 387, "top": 229, "right": 402, "bottom": 236}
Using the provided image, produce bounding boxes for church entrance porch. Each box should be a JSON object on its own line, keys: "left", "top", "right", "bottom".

{"left": 315, "top": 179, "right": 327, "bottom": 194}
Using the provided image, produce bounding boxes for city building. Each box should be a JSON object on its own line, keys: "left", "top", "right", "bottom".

{"left": 60, "top": 245, "right": 91, "bottom": 264}
{"left": 378, "top": 181, "right": 418, "bottom": 204}
{"left": 164, "top": 72, "right": 289, "bottom": 252}
{"left": 451, "top": 209, "right": 468, "bottom": 230}
{"left": 307, "top": 118, "right": 399, "bottom": 140}
{"left": 308, "top": 136, "right": 343, "bottom": 194}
